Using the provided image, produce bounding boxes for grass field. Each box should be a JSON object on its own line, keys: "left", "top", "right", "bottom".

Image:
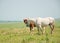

{"left": 0, "top": 21, "right": 60, "bottom": 43}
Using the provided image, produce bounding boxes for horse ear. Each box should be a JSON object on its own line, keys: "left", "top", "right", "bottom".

{"left": 23, "top": 19, "right": 25, "bottom": 22}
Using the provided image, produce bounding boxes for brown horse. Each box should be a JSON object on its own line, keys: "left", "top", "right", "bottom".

{"left": 23, "top": 18, "right": 36, "bottom": 31}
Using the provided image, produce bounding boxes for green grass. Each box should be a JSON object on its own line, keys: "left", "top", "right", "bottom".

{"left": 0, "top": 21, "right": 60, "bottom": 43}
{"left": 0, "top": 22, "right": 25, "bottom": 29}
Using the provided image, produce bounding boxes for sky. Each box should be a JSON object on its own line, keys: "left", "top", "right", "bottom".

{"left": 0, "top": 0, "right": 60, "bottom": 21}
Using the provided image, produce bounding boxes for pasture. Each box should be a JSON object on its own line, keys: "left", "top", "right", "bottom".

{"left": 0, "top": 20, "right": 60, "bottom": 43}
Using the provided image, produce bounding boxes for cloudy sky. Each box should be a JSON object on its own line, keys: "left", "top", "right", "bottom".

{"left": 0, "top": 0, "right": 60, "bottom": 21}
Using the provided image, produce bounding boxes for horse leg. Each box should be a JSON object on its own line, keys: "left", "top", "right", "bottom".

{"left": 51, "top": 24, "right": 54, "bottom": 34}
{"left": 32, "top": 24, "right": 34, "bottom": 31}
{"left": 52, "top": 25, "right": 54, "bottom": 31}
{"left": 30, "top": 26, "right": 32, "bottom": 32}
{"left": 30, "top": 23, "right": 34, "bottom": 32}
{"left": 39, "top": 25, "right": 43, "bottom": 34}
{"left": 43, "top": 27, "right": 45, "bottom": 34}
{"left": 37, "top": 26, "right": 40, "bottom": 34}
{"left": 49, "top": 24, "right": 54, "bottom": 34}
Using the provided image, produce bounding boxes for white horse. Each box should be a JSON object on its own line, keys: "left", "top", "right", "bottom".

{"left": 36, "top": 17, "right": 55, "bottom": 34}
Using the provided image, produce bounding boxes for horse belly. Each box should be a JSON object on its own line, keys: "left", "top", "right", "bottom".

{"left": 41, "top": 20, "right": 50, "bottom": 26}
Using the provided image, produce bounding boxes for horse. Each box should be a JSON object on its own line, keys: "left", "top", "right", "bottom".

{"left": 36, "top": 17, "right": 55, "bottom": 34}
{"left": 23, "top": 18, "right": 36, "bottom": 32}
